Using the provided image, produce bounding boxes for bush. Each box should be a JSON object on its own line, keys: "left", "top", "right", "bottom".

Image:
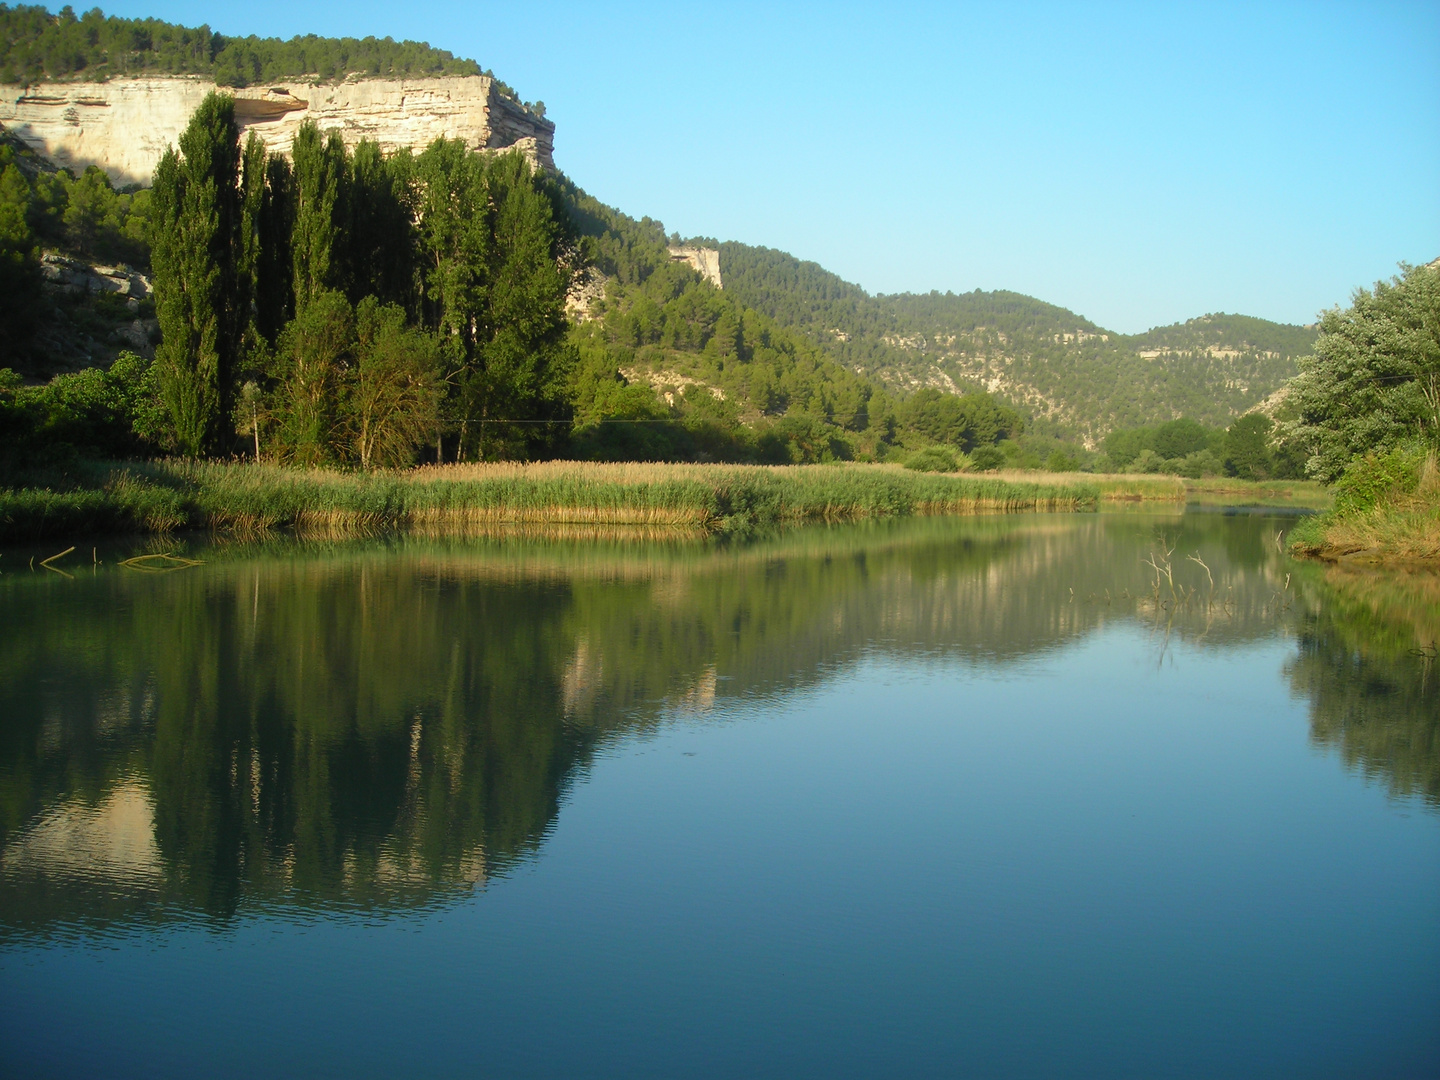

{"left": 904, "top": 446, "right": 960, "bottom": 473}
{"left": 1174, "top": 449, "right": 1223, "bottom": 479}
{"left": 1045, "top": 450, "right": 1080, "bottom": 472}
{"left": 1331, "top": 445, "right": 1425, "bottom": 517}
{"left": 1125, "top": 448, "right": 1164, "bottom": 474}
{"left": 970, "top": 446, "right": 1005, "bottom": 472}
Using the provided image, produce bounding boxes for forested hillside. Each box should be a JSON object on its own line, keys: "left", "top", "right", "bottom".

{"left": 719, "top": 242, "right": 1317, "bottom": 442}
{"left": 560, "top": 187, "right": 1024, "bottom": 463}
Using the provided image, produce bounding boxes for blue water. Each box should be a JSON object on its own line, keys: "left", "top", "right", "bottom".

{"left": 1, "top": 515, "right": 1437, "bottom": 1078}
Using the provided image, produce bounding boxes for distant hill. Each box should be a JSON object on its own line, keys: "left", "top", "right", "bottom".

{"left": 718, "top": 242, "right": 1317, "bottom": 442}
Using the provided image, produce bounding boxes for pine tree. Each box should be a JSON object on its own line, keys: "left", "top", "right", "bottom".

{"left": 149, "top": 92, "right": 243, "bottom": 455}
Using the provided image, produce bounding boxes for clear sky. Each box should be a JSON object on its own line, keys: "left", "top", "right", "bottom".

{"left": 98, "top": 0, "right": 1439, "bottom": 333}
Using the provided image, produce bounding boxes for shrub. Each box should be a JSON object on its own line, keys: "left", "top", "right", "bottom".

{"left": 904, "top": 446, "right": 960, "bottom": 473}
{"left": 970, "top": 446, "right": 1005, "bottom": 472}
{"left": 1331, "top": 445, "right": 1425, "bottom": 517}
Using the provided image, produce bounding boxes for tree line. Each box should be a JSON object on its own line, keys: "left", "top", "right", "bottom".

{"left": 145, "top": 92, "right": 574, "bottom": 466}
{"left": 0, "top": 4, "right": 528, "bottom": 101}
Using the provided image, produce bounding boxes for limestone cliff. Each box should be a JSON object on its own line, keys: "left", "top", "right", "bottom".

{"left": 0, "top": 75, "right": 554, "bottom": 186}
{"left": 667, "top": 246, "right": 722, "bottom": 289}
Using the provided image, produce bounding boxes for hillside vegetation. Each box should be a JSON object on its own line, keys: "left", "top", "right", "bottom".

{"left": 719, "top": 242, "right": 1316, "bottom": 440}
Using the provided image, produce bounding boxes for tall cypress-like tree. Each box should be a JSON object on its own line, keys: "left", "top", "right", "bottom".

{"left": 290, "top": 123, "right": 348, "bottom": 310}
{"left": 472, "top": 151, "right": 575, "bottom": 457}
{"left": 237, "top": 132, "right": 266, "bottom": 342}
{"left": 256, "top": 153, "right": 296, "bottom": 345}
{"left": 348, "top": 139, "right": 417, "bottom": 312}
{"left": 150, "top": 92, "right": 243, "bottom": 455}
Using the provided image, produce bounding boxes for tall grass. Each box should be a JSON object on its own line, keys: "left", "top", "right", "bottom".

{"left": 0, "top": 460, "right": 1188, "bottom": 544}
{"left": 1289, "top": 451, "right": 1440, "bottom": 562}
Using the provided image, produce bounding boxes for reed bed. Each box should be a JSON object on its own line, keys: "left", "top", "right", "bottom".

{"left": 1, "top": 459, "right": 1183, "bottom": 544}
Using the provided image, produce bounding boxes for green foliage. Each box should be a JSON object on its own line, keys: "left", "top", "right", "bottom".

{"left": 0, "top": 4, "right": 525, "bottom": 101}
{"left": 1046, "top": 450, "right": 1080, "bottom": 472}
{"left": 970, "top": 446, "right": 1005, "bottom": 472}
{"left": 1150, "top": 417, "right": 1213, "bottom": 460}
{"left": 900, "top": 387, "right": 1022, "bottom": 451}
{"left": 1330, "top": 445, "right": 1425, "bottom": 518}
{"left": 149, "top": 92, "right": 243, "bottom": 455}
{"left": 0, "top": 142, "right": 151, "bottom": 266}
{"left": 1223, "top": 413, "right": 1273, "bottom": 480}
{"left": 0, "top": 139, "right": 151, "bottom": 364}
{"left": 137, "top": 94, "right": 571, "bottom": 467}
{"left": 1285, "top": 264, "right": 1440, "bottom": 483}
{"left": 1102, "top": 417, "right": 1228, "bottom": 475}
{"left": 289, "top": 123, "right": 347, "bottom": 309}
{"left": 904, "top": 446, "right": 960, "bottom": 473}
{"left": 267, "top": 289, "right": 354, "bottom": 465}
{"left": 0, "top": 352, "right": 166, "bottom": 468}
{"left": 558, "top": 181, "right": 1033, "bottom": 465}
{"left": 258, "top": 293, "right": 443, "bottom": 470}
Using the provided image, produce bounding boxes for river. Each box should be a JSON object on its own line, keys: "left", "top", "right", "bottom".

{"left": 1, "top": 511, "right": 1436, "bottom": 1078}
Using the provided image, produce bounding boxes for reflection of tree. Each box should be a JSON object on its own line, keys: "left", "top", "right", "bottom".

{"left": 0, "top": 512, "right": 1341, "bottom": 934}
{"left": 1287, "top": 566, "right": 1440, "bottom": 809}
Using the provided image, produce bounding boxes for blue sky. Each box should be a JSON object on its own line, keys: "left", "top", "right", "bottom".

{"left": 99, "top": 1, "right": 1439, "bottom": 333}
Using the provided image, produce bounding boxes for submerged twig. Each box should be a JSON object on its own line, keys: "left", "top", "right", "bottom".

{"left": 39, "top": 546, "right": 75, "bottom": 568}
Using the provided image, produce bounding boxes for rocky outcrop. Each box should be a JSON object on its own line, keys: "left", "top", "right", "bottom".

{"left": 565, "top": 267, "right": 607, "bottom": 321}
{"left": 40, "top": 251, "right": 151, "bottom": 299}
{"left": 667, "top": 246, "right": 722, "bottom": 289}
{"left": 0, "top": 75, "right": 554, "bottom": 187}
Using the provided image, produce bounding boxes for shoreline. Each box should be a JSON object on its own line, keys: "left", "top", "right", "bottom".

{"left": 0, "top": 459, "right": 1341, "bottom": 548}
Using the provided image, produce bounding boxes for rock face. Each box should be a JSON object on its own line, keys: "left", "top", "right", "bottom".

{"left": 667, "top": 246, "right": 722, "bottom": 289}
{"left": 0, "top": 75, "right": 554, "bottom": 187}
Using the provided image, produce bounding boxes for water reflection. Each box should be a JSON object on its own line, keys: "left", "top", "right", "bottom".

{"left": 1288, "top": 564, "right": 1440, "bottom": 808}
{"left": 2, "top": 512, "right": 1435, "bottom": 937}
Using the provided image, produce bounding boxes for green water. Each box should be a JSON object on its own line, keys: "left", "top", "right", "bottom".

{"left": 1, "top": 511, "right": 1436, "bottom": 1078}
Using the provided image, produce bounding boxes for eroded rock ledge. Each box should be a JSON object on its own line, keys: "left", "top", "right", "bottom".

{"left": 0, "top": 75, "right": 555, "bottom": 186}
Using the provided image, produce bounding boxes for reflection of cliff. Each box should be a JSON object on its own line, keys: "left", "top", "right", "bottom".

{"left": 0, "top": 513, "right": 1341, "bottom": 935}
{"left": 1287, "top": 567, "right": 1440, "bottom": 808}
{"left": 0, "top": 76, "right": 555, "bottom": 186}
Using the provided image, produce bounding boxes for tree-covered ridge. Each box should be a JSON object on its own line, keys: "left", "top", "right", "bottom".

{"left": 552, "top": 186, "right": 1018, "bottom": 464}
{"left": 1124, "top": 312, "right": 1317, "bottom": 359}
{"left": 0, "top": 4, "right": 532, "bottom": 106}
{"left": 721, "top": 243, "right": 1317, "bottom": 439}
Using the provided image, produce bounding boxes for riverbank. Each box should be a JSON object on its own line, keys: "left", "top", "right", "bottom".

{"left": 1288, "top": 492, "right": 1440, "bottom": 563}
{"left": 1288, "top": 452, "right": 1439, "bottom": 564}
{"left": 0, "top": 460, "right": 1190, "bottom": 543}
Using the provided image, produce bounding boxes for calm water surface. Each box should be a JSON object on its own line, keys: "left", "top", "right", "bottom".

{"left": 1, "top": 511, "right": 1437, "bottom": 1078}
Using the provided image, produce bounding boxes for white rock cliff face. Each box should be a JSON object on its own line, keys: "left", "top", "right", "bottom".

{"left": 0, "top": 75, "right": 555, "bottom": 186}
{"left": 667, "top": 246, "right": 722, "bottom": 289}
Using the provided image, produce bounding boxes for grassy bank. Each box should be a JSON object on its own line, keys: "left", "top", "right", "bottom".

{"left": 1289, "top": 452, "right": 1440, "bottom": 563}
{"left": 0, "top": 460, "right": 1188, "bottom": 544}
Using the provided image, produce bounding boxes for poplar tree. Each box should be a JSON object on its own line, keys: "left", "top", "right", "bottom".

{"left": 237, "top": 132, "right": 266, "bottom": 340}
{"left": 348, "top": 140, "right": 417, "bottom": 311}
{"left": 150, "top": 92, "right": 243, "bottom": 455}
{"left": 255, "top": 153, "right": 296, "bottom": 345}
{"left": 472, "top": 151, "right": 574, "bottom": 457}
{"left": 290, "top": 123, "right": 348, "bottom": 310}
